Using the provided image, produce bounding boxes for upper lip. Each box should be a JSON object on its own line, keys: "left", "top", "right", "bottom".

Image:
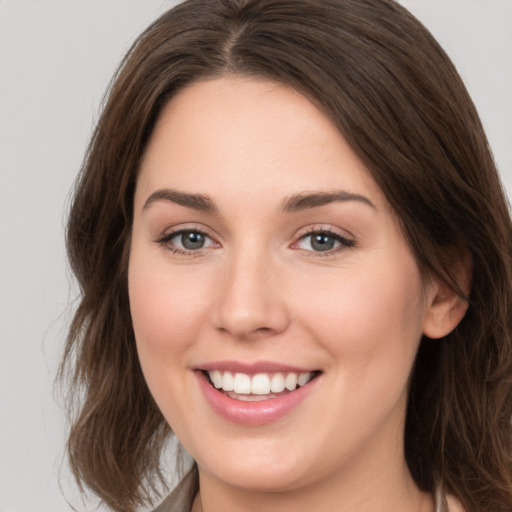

{"left": 196, "top": 360, "right": 318, "bottom": 375}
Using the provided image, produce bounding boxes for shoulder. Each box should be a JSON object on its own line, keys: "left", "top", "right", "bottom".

{"left": 446, "top": 494, "right": 466, "bottom": 512}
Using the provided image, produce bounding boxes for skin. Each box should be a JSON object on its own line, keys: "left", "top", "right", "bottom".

{"left": 128, "top": 76, "right": 466, "bottom": 512}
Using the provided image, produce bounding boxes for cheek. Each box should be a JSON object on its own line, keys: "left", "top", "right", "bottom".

{"left": 128, "top": 252, "right": 217, "bottom": 429}
{"left": 291, "top": 255, "right": 427, "bottom": 370}
{"left": 289, "top": 257, "right": 426, "bottom": 445}
{"left": 128, "top": 252, "right": 213, "bottom": 360}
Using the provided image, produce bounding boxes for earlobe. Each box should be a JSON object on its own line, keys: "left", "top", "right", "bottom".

{"left": 422, "top": 254, "right": 472, "bottom": 339}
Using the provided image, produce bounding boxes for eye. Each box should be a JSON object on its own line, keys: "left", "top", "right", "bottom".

{"left": 294, "top": 230, "right": 354, "bottom": 253}
{"left": 177, "top": 230, "right": 208, "bottom": 250}
{"left": 157, "top": 229, "right": 217, "bottom": 254}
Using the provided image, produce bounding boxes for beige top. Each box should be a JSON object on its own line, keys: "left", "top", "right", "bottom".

{"left": 152, "top": 468, "right": 465, "bottom": 512}
{"left": 152, "top": 467, "right": 198, "bottom": 512}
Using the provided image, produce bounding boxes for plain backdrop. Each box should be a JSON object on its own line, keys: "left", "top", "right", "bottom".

{"left": 0, "top": 1, "right": 511, "bottom": 511}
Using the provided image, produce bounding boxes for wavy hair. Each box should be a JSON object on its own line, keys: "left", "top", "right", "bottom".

{"left": 61, "top": 0, "right": 512, "bottom": 510}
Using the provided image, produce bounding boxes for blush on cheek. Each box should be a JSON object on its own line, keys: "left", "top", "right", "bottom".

{"left": 129, "top": 263, "right": 212, "bottom": 358}
{"left": 296, "top": 257, "right": 425, "bottom": 363}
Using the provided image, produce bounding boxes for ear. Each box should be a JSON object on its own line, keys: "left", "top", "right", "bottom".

{"left": 422, "top": 253, "right": 472, "bottom": 339}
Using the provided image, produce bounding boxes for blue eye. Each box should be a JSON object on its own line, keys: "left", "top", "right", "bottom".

{"left": 178, "top": 231, "right": 207, "bottom": 250}
{"left": 296, "top": 231, "right": 354, "bottom": 253}
{"left": 310, "top": 233, "right": 337, "bottom": 251}
{"left": 158, "top": 229, "right": 216, "bottom": 253}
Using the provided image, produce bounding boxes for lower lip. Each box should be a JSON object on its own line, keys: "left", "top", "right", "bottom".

{"left": 195, "top": 371, "right": 319, "bottom": 426}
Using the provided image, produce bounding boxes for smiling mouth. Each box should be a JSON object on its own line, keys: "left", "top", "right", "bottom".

{"left": 203, "top": 370, "right": 321, "bottom": 402}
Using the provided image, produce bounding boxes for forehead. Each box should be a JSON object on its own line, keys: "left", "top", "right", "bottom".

{"left": 136, "top": 76, "right": 384, "bottom": 211}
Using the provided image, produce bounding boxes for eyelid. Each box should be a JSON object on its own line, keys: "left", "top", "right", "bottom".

{"left": 156, "top": 223, "right": 206, "bottom": 240}
{"left": 293, "top": 224, "right": 355, "bottom": 242}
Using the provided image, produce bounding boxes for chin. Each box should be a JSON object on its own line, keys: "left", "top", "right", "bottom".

{"left": 203, "top": 461, "right": 312, "bottom": 493}
{"left": 191, "top": 435, "right": 328, "bottom": 493}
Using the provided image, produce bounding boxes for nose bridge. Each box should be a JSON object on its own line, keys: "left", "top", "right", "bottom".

{"left": 214, "top": 241, "right": 288, "bottom": 339}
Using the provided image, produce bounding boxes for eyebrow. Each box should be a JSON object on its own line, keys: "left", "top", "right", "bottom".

{"left": 142, "top": 188, "right": 375, "bottom": 214}
{"left": 281, "top": 191, "right": 375, "bottom": 212}
{"left": 143, "top": 189, "right": 218, "bottom": 213}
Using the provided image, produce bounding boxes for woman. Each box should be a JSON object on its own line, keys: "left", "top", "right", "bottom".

{"left": 61, "top": 1, "right": 512, "bottom": 511}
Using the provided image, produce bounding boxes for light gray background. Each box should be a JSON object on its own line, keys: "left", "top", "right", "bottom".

{"left": 1, "top": 1, "right": 511, "bottom": 511}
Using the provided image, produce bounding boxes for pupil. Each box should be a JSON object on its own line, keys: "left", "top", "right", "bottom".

{"left": 311, "top": 233, "right": 335, "bottom": 251}
{"left": 182, "top": 231, "right": 205, "bottom": 250}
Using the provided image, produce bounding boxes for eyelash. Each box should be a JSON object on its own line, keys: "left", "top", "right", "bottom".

{"left": 293, "top": 228, "right": 355, "bottom": 257}
{"left": 155, "top": 227, "right": 355, "bottom": 257}
{"left": 155, "top": 227, "right": 217, "bottom": 257}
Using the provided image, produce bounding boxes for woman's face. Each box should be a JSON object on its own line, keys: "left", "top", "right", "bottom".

{"left": 129, "top": 77, "right": 440, "bottom": 493}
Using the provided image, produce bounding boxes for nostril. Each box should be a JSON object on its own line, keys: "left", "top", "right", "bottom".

{"left": 213, "top": 273, "right": 290, "bottom": 339}
{"left": 215, "top": 323, "right": 284, "bottom": 342}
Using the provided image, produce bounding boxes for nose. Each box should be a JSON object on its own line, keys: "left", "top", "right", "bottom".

{"left": 213, "top": 247, "right": 289, "bottom": 340}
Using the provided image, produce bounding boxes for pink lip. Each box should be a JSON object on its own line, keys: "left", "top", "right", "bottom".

{"left": 195, "top": 368, "right": 320, "bottom": 426}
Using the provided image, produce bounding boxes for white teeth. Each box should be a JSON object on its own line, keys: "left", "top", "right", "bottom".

{"left": 298, "top": 372, "right": 312, "bottom": 387}
{"left": 222, "top": 371, "right": 234, "bottom": 391}
{"left": 270, "top": 373, "right": 285, "bottom": 393}
{"left": 285, "top": 372, "right": 298, "bottom": 391}
{"left": 251, "top": 373, "right": 271, "bottom": 395}
{"left": 207, "top": 370, "right": 315, "bottom": 395}
{"left": 228, "top": 392, "right": 275, "bottom": 401}
{"left": 211, "top": 370, "right": 222, "bottom": 389}
{"left": 233, "top": 373, "right": 251, "bottom": 394}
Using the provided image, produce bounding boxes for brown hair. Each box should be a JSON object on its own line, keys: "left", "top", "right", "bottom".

{"left": 61, "top": 0, "right": 512, "bottom": 510}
